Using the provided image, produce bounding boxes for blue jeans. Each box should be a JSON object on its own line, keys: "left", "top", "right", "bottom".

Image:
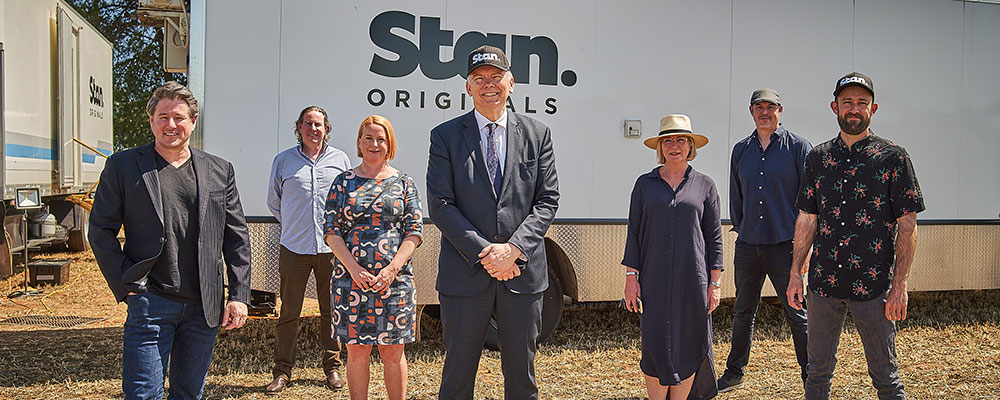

{"left": 805, "top": 292, "right": 905, "bottom": 400}
{"left": 123, "top": 291, "right": 219, "bottom": 400}
{"left": 724, "top": 240, "right": 808, "bottom": 381}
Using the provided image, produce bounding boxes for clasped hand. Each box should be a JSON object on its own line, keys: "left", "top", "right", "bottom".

{"left": 479, "top": 243, "right": 521, "bottom": 281}
{"left": 347, "top": 263, "right": 399, "bottom": 292}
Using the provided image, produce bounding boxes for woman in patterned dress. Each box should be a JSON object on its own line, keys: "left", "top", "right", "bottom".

{"left": 324, "top": 115, "right": 423, "bottom": 400}
{"left": 622, "top": 114, "right": 724, "bottom": 400}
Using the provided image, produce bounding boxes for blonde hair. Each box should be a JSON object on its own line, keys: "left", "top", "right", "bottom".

{"left": 356, "top": 115, "right": 397, "bottom": 160}
{"left": 655, "top": 136, "right": 697, "bottom": 163}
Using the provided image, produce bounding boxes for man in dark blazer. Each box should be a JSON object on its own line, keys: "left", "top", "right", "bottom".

{"left": 427, "top": 45, "right": 559, "bottom": 400}
{"left": 89, "top": 81, "right": 252, "bottom": 399}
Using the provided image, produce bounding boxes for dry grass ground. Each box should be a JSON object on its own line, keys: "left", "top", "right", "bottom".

{"left": 1, "top": 250, "right": 998, "bottom": 399}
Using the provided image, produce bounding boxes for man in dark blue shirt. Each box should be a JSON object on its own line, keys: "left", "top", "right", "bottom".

{"left": 718, "top": 88, "right": 812, "bottom": 393}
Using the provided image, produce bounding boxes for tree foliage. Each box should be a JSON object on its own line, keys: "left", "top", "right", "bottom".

{"left": 65, "top": 0, "right": 187, "bottom": 151}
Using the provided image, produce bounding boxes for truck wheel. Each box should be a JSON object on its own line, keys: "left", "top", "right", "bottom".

{"left": 67, "top": 229, "right": 90, "bottom": 252}
{"left": 68, "top": 211, "right": 90, "bottom": 252}
{"left": 484, "top": 268, "right": 564, "bottom": 351}
{"left": 422, "top": 304, "right": 441, "bottom": 319}
{"left": 0, "top": 231, "right": 12, "bottom": 279}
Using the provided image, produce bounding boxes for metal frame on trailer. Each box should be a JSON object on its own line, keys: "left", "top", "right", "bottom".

{"left": 245, "top": 219, "right": 1000, "bottom": 304}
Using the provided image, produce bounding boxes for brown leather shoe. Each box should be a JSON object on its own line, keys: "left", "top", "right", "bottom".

{"left": 265, "top": 376, "right": 290, "bottom": 395}
{"left": 326, "top": 371, "right": 345, "bottom": 390}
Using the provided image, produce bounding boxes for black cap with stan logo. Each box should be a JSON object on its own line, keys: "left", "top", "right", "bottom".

{"left": 834, "top": 72, "right": 875, "bottom": 99}
{"left": 468, "top": 45, "right": 510, "bottom": 75}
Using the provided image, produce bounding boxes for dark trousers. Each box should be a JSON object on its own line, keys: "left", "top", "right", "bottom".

{"left": 439, "top": 280, "right": 543, "bottom": 400}
{"left": 272, "top": 246, "right": 343, "bottom": 379}
{"left": 724, "top": 240, "right": 808, "bottom": 381}
{"left": 805, "top": 292, "right": 905, "bottom": 400}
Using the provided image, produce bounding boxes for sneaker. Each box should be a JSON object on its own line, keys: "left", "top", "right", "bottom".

{"left": 717, "top": 373, "right": 744, "bottom": 393}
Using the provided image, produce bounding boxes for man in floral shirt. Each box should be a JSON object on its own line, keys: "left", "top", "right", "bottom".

{"left": 786, "top": 72, "right": 924, "bottom": 400}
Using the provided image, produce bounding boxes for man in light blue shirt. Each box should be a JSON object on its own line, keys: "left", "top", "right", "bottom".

{"left": 265, "top": 106, "right": 351, "bottom": 394}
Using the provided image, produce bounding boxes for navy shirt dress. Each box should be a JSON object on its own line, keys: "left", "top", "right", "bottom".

{"left": 623, "top": 166, "right": 724, "bottom": 398}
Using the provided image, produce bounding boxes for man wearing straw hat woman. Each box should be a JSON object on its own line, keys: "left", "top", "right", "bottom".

{"left": 623, "top": 114, "right": 723, "bottom": 399}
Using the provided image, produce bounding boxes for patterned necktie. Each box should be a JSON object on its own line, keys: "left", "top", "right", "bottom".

{"left": 486, "top": 123, "right": 503, "bottom": 195}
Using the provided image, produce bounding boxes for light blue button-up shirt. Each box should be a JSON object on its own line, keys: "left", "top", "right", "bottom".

{"left": 267, "top": 144, "right": 352, "bottom": 254}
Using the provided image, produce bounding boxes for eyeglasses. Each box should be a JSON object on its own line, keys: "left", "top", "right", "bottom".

{"left": 470, "top": 74, "right": 506, "bottom": 86}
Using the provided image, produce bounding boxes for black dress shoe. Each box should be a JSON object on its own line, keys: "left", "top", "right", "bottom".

{"left": 265, "top": 376, "right": 290, "bottom": 395}
{"left": 327, "top": 371, "right": 345, "bottom": 390}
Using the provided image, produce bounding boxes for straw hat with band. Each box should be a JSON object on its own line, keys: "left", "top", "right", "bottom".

{"left": 643, "top": 114, "right": 709, "bottom": 150}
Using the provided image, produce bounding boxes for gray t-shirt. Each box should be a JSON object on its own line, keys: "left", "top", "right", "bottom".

{"left": 149, "top": 153, "right": 201, "bottom": 303}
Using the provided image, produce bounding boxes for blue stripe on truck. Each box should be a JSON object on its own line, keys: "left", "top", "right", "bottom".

{"left": 82, "top": 148, "right": 112, "bottom": 164}
{"left": 6, "top": 144, "right": 113, "bottom": 163}
{"left": 6, "top": 144, "right": 54, "bottom": 160}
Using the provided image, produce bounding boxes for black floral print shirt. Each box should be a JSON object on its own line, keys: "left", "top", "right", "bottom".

{"left": 796, "top": 133, "right": 925, "bottom": 301}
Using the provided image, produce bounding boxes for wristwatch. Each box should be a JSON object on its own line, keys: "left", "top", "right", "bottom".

{"left": 710, "top": 280, "right": 721, "bottom": 288}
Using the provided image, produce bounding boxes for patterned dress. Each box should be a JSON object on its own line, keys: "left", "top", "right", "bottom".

{"left": 324, "top": 170, "right": 423, "bottom": 345}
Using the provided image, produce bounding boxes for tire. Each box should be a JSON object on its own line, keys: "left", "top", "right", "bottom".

{"left": 67, "top": 204, "right": 90, "bottom": 252}
{"left": 67, "top": 229, "right": 90, "bottom": 251}
{"left": 484, "top": 268, "right": 564, "bottom": 351}
{"left": 422, "top": 304, "right": 441, "bottom": 319}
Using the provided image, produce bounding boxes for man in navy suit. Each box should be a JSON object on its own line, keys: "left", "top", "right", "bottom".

{"left": 427, "top": 45, "right": 560, "bottom": 400}
{"left": 89, "top": 81, "right": 252, "bottom": 399}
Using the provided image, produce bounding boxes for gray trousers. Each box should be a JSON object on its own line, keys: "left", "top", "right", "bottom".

{"left": 805, "top": 292, "right": 905, "bottom": 400}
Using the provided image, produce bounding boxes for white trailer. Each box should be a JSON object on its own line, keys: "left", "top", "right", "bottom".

{"left": 0, "top": 0, "right": 113, "bottom": 253}
{"left": 143, "top": 0, "right": 1000, "bottom": 344}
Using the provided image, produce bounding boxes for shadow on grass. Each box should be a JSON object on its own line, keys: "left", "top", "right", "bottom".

{"left": 0, "top": 326, "right": 123, "bottom": 386}
{"left": 543, "top": 302, "right": 641, "bottom": 351}
{"left": 545, "top": 289, "right": 1000, "bottom": 349}
{"left": 895, "top": 290, "right": 1000, "bottom": 329}
{"left": 210, "top": 310, "right": 450, "bottom": 376}
{"left": 1, "top": 290, "right": 996, "bottom": 388}
{"left": 708, "top": 289, "right": 1000, "bottom": 344}
{"left": 202, "top": 381, "right": 270, "bottom": 398}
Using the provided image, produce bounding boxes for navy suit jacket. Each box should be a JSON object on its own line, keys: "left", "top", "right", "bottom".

{"left": 427, "top": 111, "right": 559, "bottom": 296}
{"left": 88, "top": 143, "right": 252, "bottom": 328}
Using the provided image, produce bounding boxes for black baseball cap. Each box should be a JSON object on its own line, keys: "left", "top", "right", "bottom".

{"left": 834, "top": 72, "right": 875, "bottom": 99}
{"left": 468, "top": 45, "right": 510, "bottom": 75}
{"left": 750, "top": 88, "right": 781, "bottom": 106}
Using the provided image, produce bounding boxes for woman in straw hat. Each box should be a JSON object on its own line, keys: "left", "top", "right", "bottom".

{"left": 622, "top": 114, "right": 724, "bottom": 399}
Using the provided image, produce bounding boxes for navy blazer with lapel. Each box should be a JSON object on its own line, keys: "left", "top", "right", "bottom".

{"left": 427, "top": 111, "right": 559, "bottom": 296}
{"left": 89, "top": 143, "right": 252, "bottom": 328}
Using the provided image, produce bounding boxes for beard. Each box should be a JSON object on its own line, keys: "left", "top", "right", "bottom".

{"left": 838, "top": 112, "right": 870, "bottom": 136}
